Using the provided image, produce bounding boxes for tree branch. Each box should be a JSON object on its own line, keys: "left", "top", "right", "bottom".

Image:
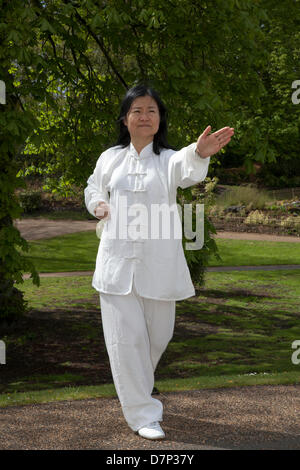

{"left": 33, "top": 0, "right": 128, "bottom": 89}
{"left": 71, "top": 7, "right": 129, "bottom": 90}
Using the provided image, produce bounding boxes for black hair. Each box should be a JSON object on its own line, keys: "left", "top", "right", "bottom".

{"left": 115, "top": 83, "right": 175, "bottom": 155}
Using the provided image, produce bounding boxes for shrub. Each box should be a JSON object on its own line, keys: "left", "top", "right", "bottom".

{"left": 18, "top": 190, "right": 42, "bottom": 214}
{"left": 215, "top": 184, "right": 272, "bottom": 210}
{"left": 280, "top": 216, "right": 300, "bottom": 230}
{"left": 244, "top": 210, "right": 269, "bottom": 225}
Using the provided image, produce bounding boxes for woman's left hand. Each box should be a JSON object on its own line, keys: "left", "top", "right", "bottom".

{"left": 196, "top": 125, "right": 234, "bottom": 158}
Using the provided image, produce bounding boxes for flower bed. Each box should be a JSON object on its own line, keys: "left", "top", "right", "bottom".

{"left": 209, "top": 211, "right": 300, "bottom": 236}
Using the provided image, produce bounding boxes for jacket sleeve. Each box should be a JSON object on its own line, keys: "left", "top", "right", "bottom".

{"left": 168, "top": 142, "right": 210, "bottom": 190}
{"left": 84, "top": 152, "right": 110, "bottom": 218}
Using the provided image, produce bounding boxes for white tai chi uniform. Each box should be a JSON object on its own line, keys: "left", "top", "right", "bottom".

{"left": 84, "top": 141, "right": 210, "bottom": 431}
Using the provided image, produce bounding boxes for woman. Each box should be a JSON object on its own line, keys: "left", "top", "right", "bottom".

{"left": 84, "top": 84, "right": 234, "bottom": 440}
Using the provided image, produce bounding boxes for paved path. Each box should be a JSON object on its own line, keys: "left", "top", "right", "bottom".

{"left": 14, "top": 217, "right": 98, "bottom": 241}
{"left": 216, "top": 231, "right": 300, "bottom": 243}
{"left": 1, "top": 385, "right": 299, "bottom": 450}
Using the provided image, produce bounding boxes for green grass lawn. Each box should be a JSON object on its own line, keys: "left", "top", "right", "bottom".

{"left": 2, "top": 232, "right": 299, "bottom": 407}
{"left": 0, "top": 268, "right": 298, "bottom": 405}
{"left": 19, "top": 270, "right": 300, "bottom": 377}
{"left": 211, "top": 238, "right": 300, "bottom": 266}
{"left": 1, "top": 371, "right": 299, "bottom": 408}
{"left": 19, "top": 231, "right": 300, "bottom": 273}
{"left": 21, "top": 231, "right": 97, "bottom": 272}
{"left": 167, "top": 269, "right": 300, "bottom": 378}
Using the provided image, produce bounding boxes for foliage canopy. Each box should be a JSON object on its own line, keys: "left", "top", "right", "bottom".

{"left": 1, "top": 0, "right": 299, "bottom": 320}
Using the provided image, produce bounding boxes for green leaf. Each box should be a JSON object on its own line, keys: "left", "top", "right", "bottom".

{"left": 40, "top": 18, "right": 56, "bottom": 34}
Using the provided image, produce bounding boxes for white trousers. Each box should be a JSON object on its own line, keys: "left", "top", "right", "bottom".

{"left": 99, "top": 280, "right": 176, "bottom": 432}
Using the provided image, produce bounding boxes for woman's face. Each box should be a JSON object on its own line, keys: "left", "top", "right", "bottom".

{"left": 124, "top": 95, "right": 160, "bottom": 142}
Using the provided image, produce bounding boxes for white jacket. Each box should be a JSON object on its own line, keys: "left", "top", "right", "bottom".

{"left": 84, "top": 141, "right": 210, "bottom": 300}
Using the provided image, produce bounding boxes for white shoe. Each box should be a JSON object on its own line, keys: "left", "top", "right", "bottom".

{"left": 137, "top": 421, "right": 166, "bottom": 440}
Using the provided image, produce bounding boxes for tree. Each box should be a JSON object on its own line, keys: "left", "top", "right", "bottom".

{"left": 215, "top": 0, "right": 300, "bottom": 187}
{"left": 252, "top": 0, "right": 300, "bottom": 187}
{"left": 20, "top": 0, "right": 271, "bottom": 185}
{"left": 0, "top": 0, "right": 271, "bottom": 322}
{"left": 0, "top": 2, "right": 41, "bottom": 323}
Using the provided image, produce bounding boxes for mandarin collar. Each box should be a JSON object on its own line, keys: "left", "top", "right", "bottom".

{"left": 129, "top": 141, "right": 154, "bottom": 159}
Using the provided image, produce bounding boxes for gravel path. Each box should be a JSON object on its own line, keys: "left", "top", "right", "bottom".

{"left": 13, "top": 217, "right": 98, "bottom": 240}
{"left": 1, "top": 385, "right": 300, "bottom": 450}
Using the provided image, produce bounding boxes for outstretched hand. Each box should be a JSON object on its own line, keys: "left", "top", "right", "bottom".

{"left": 196, "top": 125, "right": 234, "bottom": 158}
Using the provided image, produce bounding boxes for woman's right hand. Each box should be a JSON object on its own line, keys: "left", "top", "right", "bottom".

{"left": 94, "top": 201, "right": 110, "bottom": 220}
